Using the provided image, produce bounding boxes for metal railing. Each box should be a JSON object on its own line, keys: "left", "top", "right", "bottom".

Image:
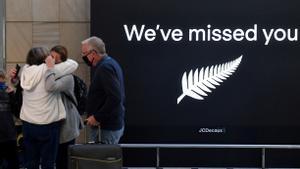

{"left": 120, "top": 144, "right": 300, "bottom": 169}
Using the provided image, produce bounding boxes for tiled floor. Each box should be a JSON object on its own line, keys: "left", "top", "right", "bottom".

{"left": 123, "top": 168, "right": 300, "bottom": 169}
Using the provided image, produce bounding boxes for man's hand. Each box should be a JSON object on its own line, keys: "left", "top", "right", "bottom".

{"left": 85, "top": 115, "right": 100, "bottom": 126}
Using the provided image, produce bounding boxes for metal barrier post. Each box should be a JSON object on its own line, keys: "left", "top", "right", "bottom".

{"left": 262, "top": 148, "right": 266, "bottom": 169}
{"left": 156, "top": 147, "right": 160, "bottom": 169}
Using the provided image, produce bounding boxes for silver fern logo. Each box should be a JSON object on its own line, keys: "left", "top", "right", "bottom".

{"left": 177, "top": 55, "right": 243, "bottom": 104}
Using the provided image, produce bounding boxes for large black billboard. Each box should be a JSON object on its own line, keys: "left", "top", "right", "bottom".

{"left": 91, "top": 0, "right": 300, "bottom": 144}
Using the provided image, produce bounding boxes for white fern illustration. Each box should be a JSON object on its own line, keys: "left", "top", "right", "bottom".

{"left": 177, "top": 55, "right": 243, "bottom": 104}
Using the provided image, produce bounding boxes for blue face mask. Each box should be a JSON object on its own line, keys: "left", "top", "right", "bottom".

{"left": 0, "top": 82, "right": 7, "bottom": 90}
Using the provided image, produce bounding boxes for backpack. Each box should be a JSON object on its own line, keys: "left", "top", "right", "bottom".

{"left": 73, "top": 75, "right": 87, "bottom": 115}
{"left": 64, "top": 75, "right": 88, "bottom": 115}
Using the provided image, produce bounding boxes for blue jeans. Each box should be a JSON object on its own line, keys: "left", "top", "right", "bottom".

{"left": 89, "top": 126, "right": 124, "bottom": 144}
{"left": 22, "top": 121, "right": 60, "bottom": 169}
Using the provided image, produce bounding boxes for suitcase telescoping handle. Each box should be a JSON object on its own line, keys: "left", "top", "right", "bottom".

{"left": 84, "top": 120, "right": 101, "bottom": 144}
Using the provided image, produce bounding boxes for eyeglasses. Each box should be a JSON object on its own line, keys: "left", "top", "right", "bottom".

{"left": 81, "top": 50, "right": 95, "bottom": 57}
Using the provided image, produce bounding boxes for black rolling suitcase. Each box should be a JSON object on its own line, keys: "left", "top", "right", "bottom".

{"left": 68, "top": 127, "right": 122, "bottom": 169}
{"left": 68, "top": 144, "right": 122, "bottom": 169}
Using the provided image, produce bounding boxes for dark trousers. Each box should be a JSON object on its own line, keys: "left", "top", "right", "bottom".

{"left": 0, "top": 140, "right": 18, "bottom": 169}
{"left": 23, "top": 121, "right": 60, "bottom": 169}
{"left": 56, "top": 139, "right": 75, "bottom": 169}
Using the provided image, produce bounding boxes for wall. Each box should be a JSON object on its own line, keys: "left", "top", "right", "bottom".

{"left": 5, "top": 0, "right": 91, "bottom": 143}
{"left": 5, "top": 0, "right": 90, "bottom": 83}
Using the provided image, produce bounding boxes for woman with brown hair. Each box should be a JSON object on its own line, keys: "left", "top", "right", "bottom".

{"left": 47, "top": 45, "right": 83, "bottom": 169}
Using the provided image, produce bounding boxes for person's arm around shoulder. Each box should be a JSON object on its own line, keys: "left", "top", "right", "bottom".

{"left": 44, "top": 55, "right": 73, "bottom": 92}
{"left": 53, "top": 58, "right": 78, "bottom": 79}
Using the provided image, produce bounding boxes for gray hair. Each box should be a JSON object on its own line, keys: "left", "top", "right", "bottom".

{"left": 81, "top": 36, "right": 106, "bottom": 55}
{"left": 26, "top": 47, "right": 49, "bottom": 66}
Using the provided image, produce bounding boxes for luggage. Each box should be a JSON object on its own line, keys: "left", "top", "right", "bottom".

{"left": 68, "top": 144, "right": 122, "bottom": 169}
{"left": 68, "top": 126, "right": 122, "bottom": 169}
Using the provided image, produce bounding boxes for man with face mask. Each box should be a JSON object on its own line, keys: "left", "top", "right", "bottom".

{"left": 81, "top": 36, "right": 125, "bottom": 144}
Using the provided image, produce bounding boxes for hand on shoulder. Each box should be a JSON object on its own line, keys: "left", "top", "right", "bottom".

{"left": 45, "top": 55, "right": 55, "bottom": 69}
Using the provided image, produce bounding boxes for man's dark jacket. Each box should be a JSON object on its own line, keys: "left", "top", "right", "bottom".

{"left": 86, "top": 56, "right": 125, "bottom": 130}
